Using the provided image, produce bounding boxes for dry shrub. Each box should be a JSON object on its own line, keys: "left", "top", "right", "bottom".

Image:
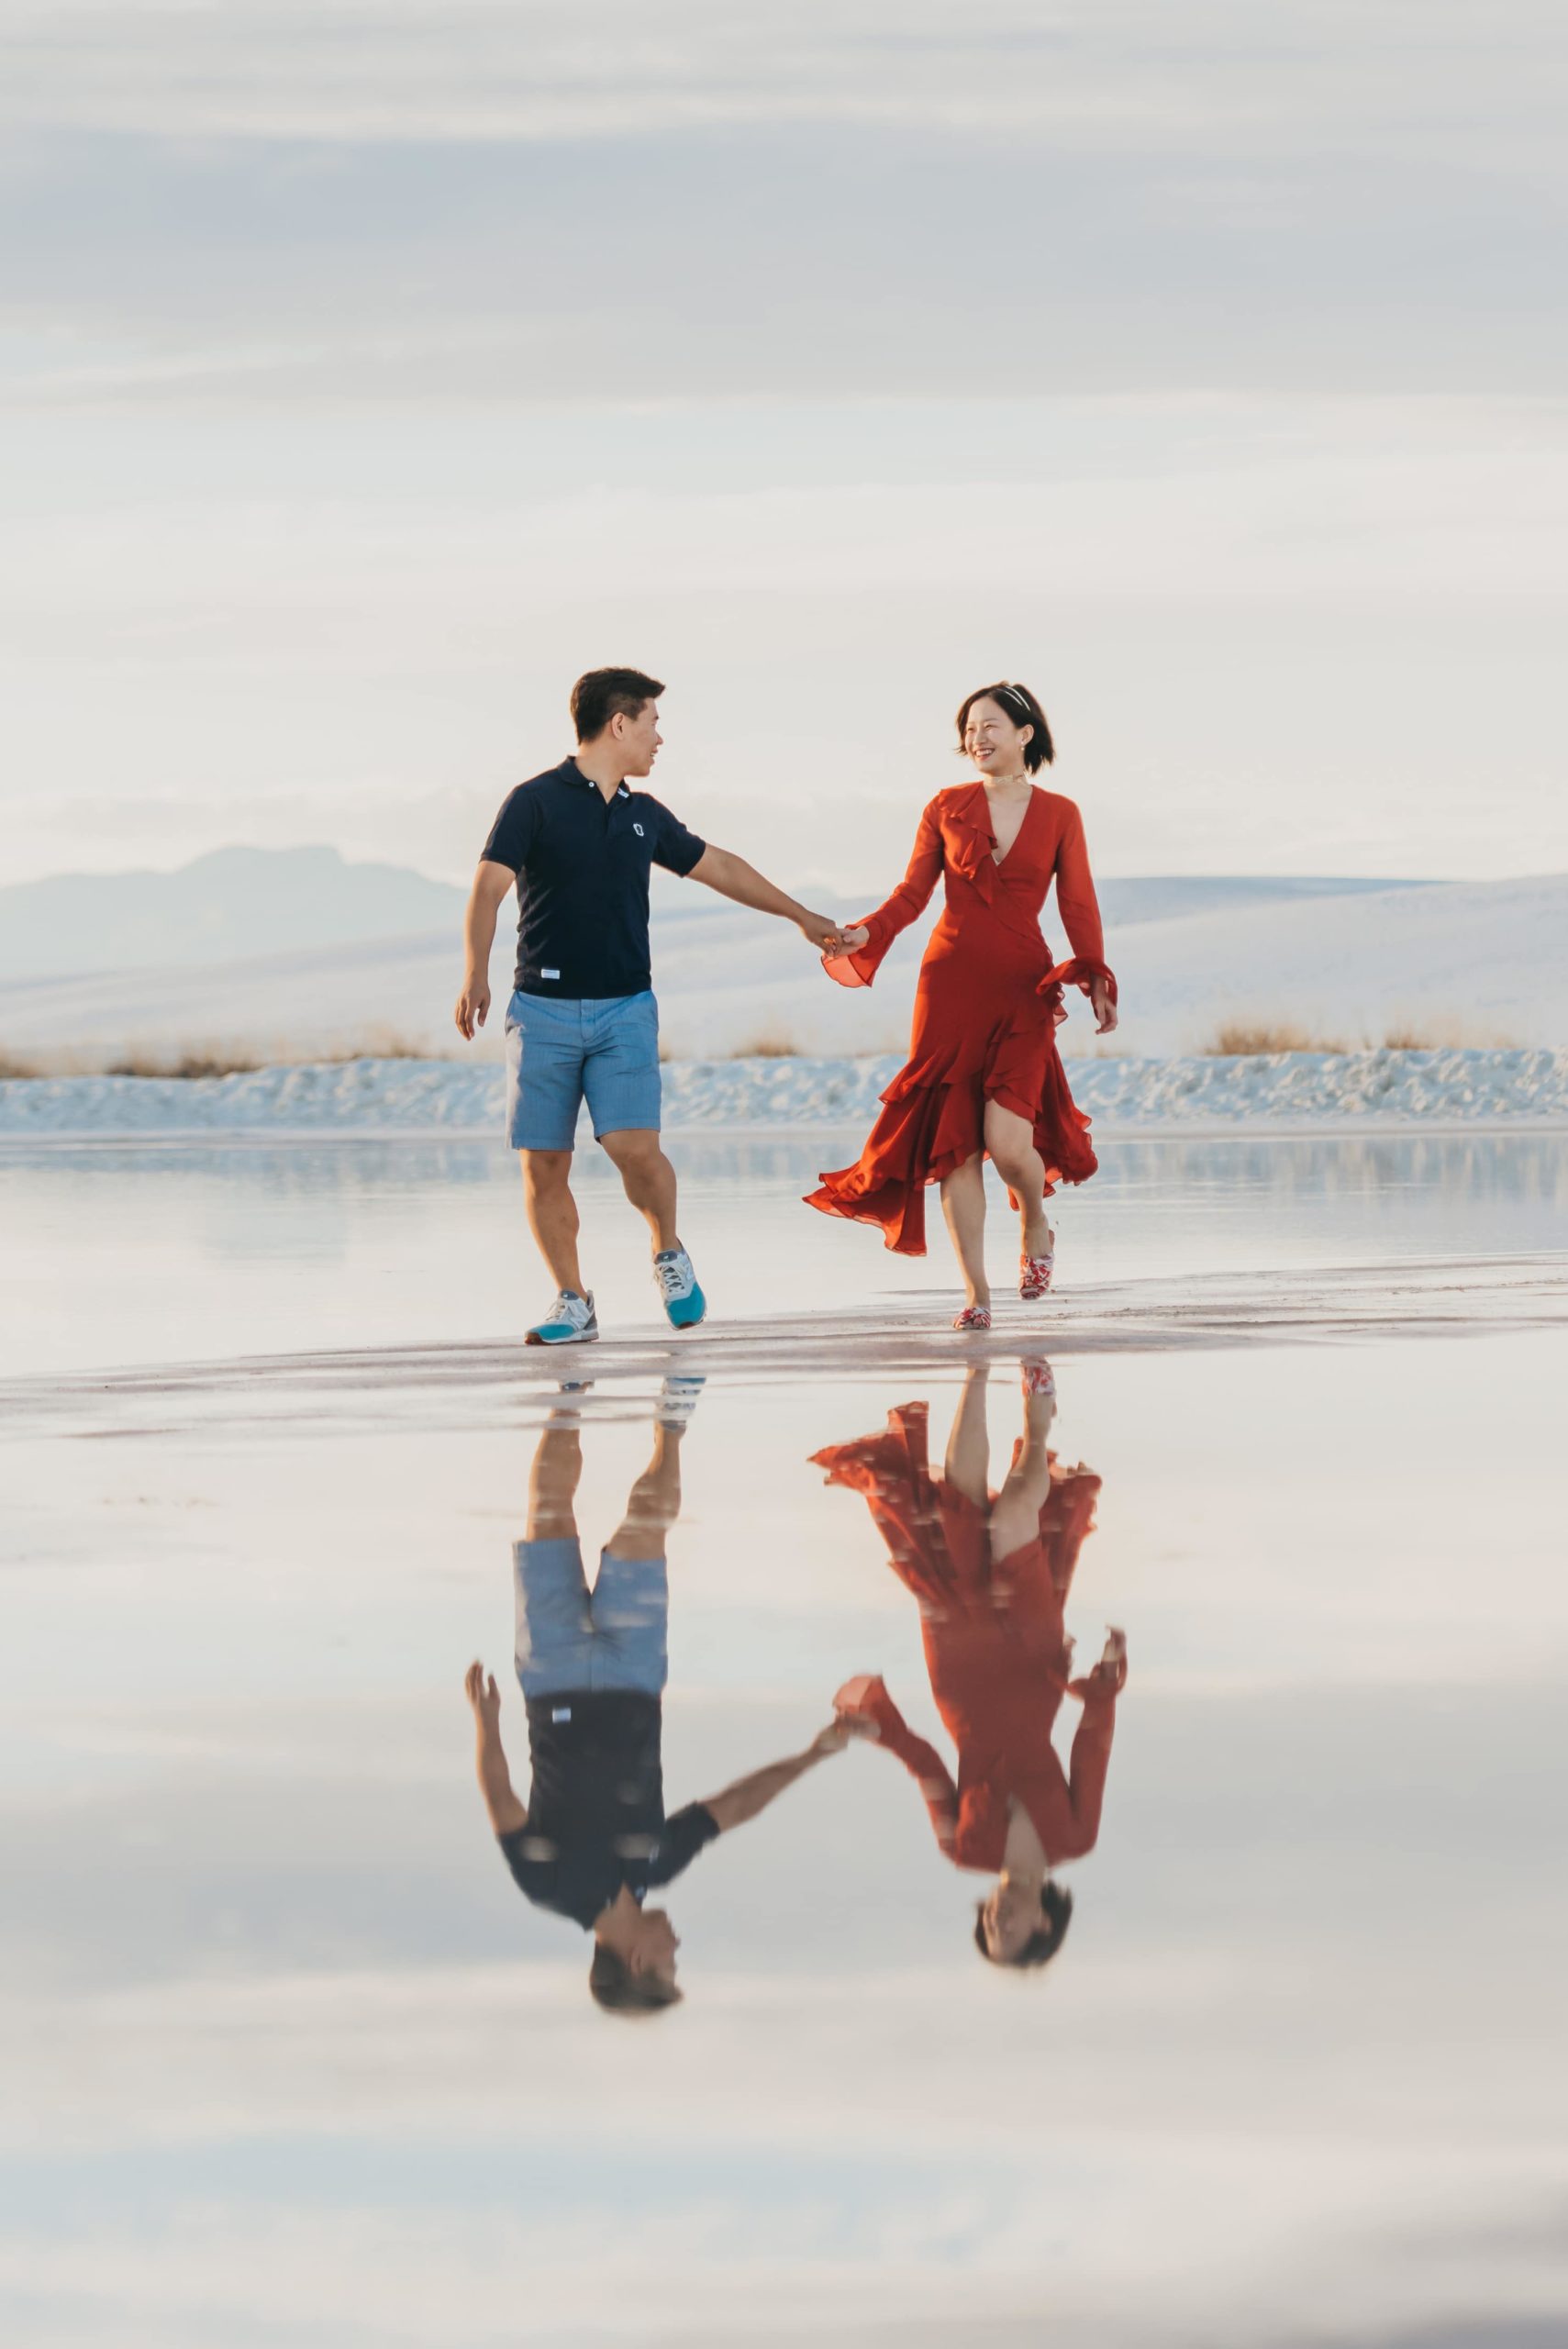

{"left": 106, "top": 1048, "right": 263, "bottom": 1079}
{"left": 728, "top": 1032, "right": 800, "bottom": 1060}
{"left": 1207, "top": 1020, "right": 1348, "bottom": 1057}
{"left": 101, "top": 1031, "right": 445, "bottom": 1080}
{"left": 0, "top": 1050, "right": 40, "bottom": 1079}
{"left": 1382, "top": 1018, "right": 1518, "bottom": 1052}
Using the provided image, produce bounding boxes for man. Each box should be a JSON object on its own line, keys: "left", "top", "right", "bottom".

{"left": 455, "top": 666, "right": 845, "bottom": 1344}
{"left": 462, "top": 1393, "right": 851, "bottom": 2011}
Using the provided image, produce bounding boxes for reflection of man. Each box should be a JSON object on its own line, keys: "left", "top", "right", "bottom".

{"left": 465, "top": 1394, "right": 850, "bottom": 2013}
{"left": 817, "top": 1361, "right": 1127, "bottom": 1976}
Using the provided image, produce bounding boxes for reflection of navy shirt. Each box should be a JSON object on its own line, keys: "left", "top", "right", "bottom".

{"left": 481, "top": 758, "right": 706, "bottom": 999}
{"left": 499, "top": 1691, "right": 718, "bottom": 1930}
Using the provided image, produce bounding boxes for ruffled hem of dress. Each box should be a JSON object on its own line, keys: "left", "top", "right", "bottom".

{"left": 804, "top": 1030, "right": 1099, "bottom": 1256}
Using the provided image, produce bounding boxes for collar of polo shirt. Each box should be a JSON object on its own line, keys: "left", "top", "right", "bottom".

{"left": 564, "top": 760, "right": 630, "bottom": 800}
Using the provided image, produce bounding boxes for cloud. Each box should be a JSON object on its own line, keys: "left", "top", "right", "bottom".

{"left": 4, "top": 7, "right": 1566, "bottom": 409}
{"left": 3, "top": 2, "right": 1562, "bottom": 161}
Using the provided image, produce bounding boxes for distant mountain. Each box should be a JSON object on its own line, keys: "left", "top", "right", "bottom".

{"left": 4, "top": 856, "right": 1562, "bottom": 1065}
{"left": 0, "top": 846, "right": 466, "bottom": 982}
{"left": 0, "top": 844, "right": 1433, "bottom": 983}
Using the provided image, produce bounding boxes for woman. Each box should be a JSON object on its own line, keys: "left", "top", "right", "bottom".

{"left": 806, "top": 681, "right": 1117, "bottom": 1329}
{"left": 813, "top": 1362, "right": 1128, "bottom": 1972}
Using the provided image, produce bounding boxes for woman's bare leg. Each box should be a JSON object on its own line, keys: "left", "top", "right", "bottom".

{"left": 984, "top": 1100, "right": 1053, "bottom": 1260}
{"left": 988, "top": 1375, "right": 1057, "bottom": 1560}
{"left": 943, "top": 1363, "right": 991, "bottom": 1505}
{"left": 940, "top": 1152, "right": 990, "bottom": 1308}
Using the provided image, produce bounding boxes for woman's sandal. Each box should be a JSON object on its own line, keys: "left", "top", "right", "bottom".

{"left": 952, "top": 1303, "right": 993, "bottom": 1331}
{"left": 1019, "top": 1240, "right": 1056, "bottom": 1300}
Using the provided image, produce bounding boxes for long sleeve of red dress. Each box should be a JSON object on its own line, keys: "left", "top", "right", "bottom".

{"left": 1057, "top": 1687, "right": 1118, "bottom": 1858}
{"left": 835, "top": 1675, "right": 959, "bottom": 1853}
{"left": 1047, "top": 803, "right": 1117, "bottom": 1005}
{"left": 822, "top": 800, "right": 945, "bottom": 991}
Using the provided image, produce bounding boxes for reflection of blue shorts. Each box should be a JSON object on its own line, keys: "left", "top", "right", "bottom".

{"left": 513, "top": 1538, "right": 669, "bottom": 1698}
{"left": 505, "top": 989, "right": 662, "bottom": 1152}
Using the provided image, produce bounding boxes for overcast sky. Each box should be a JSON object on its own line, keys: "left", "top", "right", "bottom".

{"left": 2, "top": 1, "right": 1564, "bottom": 888}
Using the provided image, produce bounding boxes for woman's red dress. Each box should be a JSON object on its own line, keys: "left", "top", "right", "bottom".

{"left": 812, "top": 1402, "right": 1118, "bottom": 1872}
{"left": 805, "top": 780, "right": 1116, "bottom": 1255}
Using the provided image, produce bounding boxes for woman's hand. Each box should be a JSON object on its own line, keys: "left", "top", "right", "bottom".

{"left": 830, "top": 925, "right": 870, "bottom": 958}
{"left": 1088, "top": 975, "right": 1118, "bottom": 1035}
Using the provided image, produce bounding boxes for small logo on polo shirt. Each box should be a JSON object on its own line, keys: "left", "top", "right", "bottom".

{"left": 633, "top": 822, "right": 645, "bottom": 837}
{"left": 541, "top": 968, "right": 561, "bottom": 980}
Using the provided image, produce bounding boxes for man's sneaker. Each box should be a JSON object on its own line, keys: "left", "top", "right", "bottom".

{"left": 525, "top": 1289, "right": 598, "bottom": 1346}
{"left": 653, "top": 1247, "right": 706, "bottom": 1330}
{"left": 657, "top": 1374, "right": 706, "bottom": 1430}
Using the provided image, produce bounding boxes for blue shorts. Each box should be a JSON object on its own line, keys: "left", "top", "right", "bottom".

{"left": 513, "top": 1538, "right": 669, "bottom": 1699}
{"left": 504, "top": 989, "right": 662, "bottom": 1152}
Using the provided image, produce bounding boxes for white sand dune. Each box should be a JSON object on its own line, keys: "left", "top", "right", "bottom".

{"left": 1, "top": 858, "right": 1562, "bottom": 1064}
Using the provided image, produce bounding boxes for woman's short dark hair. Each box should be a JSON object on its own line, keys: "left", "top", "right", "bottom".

{"left": 973, "top": 1881, "right": 1075, "bottom": 1971}
{"left": 571, "top": 667, "right": 665, "bottom": 744}
{"left": 588, "top": 1943, "right": 683, "bottom": 2015}
{"left": 955, "top": 681, "right": 1054, "bottom": 771}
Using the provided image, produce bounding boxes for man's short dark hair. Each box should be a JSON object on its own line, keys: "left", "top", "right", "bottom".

{"left": 571, "top": 668, "right": 665, "bottom": 744}
{"left": 973, "top": 1881, "right": 1074, "bottom": 1971}
{"left": 588, "top": 1943, "right": 683, "bottom": 2015}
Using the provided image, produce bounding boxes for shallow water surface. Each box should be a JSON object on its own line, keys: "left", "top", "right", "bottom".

{"left": 3, "top": 1257, "right": 1566, "bottom": 2344}
{"left": 3, "top": 1129, "right": 1566, "bottom": 1374}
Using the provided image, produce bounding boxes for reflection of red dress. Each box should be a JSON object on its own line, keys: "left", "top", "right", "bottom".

{"left": 805, "top": 782, "right": 1117, "bottom": 1254}
{"left": 812, "top": 1403, "right": 1118, "bottom": 1872}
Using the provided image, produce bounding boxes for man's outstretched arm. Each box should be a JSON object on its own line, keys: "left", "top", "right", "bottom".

{"left": 698, "top": 1720, "right": 849, "bottom": 1834}
{"left": 687, "top": 845, "right": 846, "bottom": 955}
{"left": 455, "top": 861, "right": 515, "bottom": 1040}
{"left": 464, "top": 1661, "right": 528, "bottom": 1834}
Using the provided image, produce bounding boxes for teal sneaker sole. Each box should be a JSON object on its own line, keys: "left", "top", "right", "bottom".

{"left": 524, "top": 1324, "right": 599, "bottom": 1347}
{"left": 662, "top": 1287, "right": 706, "bottom": 1330}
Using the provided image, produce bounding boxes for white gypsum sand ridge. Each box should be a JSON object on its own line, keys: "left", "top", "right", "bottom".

{"left": 2, "top": 1046, "right": 1566, "bottom": 1139}
{"left": 1, "top": 869, "right": 1562, "bottom": 1064}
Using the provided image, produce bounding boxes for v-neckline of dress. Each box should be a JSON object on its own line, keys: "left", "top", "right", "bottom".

{"left": 976, "top": 780, "right": 1038, "bottom": 870}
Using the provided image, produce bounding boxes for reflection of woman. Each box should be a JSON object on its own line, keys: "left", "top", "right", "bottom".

{"left": 814, "top": 1364, "right": 1126, "bottom": 1971}
{"left": 806, "top": 682, "right": 1118, "bottom": 1329}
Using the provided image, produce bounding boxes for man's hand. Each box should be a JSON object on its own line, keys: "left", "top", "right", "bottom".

{"left": 1089, "top": 976, "right": 1118, "bottom": 1036}
{"left": 464, "top": 1660, "right": 502, "bottom": 1728}
{"left": 796, "top": 911, "right": 849, "bottom": 954}
{"left": 455, "top": 975, "right": 491, "bottom": 1041}
{"left": 808, "top": 1719, "right": 853, "bottom": 1759}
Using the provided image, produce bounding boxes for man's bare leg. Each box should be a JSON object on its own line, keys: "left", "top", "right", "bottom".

{"left": 605, "top": 1423, "right": 684, "bottom": 1560}
{"left": 598, "top": 1129, "right": 680, "bottom": 1256}
{"left": 527, "top": 1422, "right": 584, "bottom": 1541}
{"left": 521, "top": 1150, "right": 585, "bottom": 1293}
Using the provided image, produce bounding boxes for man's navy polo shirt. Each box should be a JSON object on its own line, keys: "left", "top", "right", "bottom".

{"left": 481, "top": 758, "right": 706, "bottom": 999}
